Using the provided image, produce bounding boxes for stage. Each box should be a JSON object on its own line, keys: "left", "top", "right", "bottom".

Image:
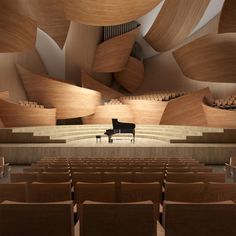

{"left": 0, "top": 125, "right": 235, "bottom": 165}
{"left": 0, "top": 137, "right": 236, "bottom": 165}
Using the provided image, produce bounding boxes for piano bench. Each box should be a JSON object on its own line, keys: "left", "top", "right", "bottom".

{"left": 96, "top": 135, "right": 102, "bottom": 143}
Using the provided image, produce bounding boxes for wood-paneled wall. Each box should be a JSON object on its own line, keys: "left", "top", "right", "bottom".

{"left": 0, "top": 50, "right": 47, "bottom": 102}
{"left": 0, "top": 98, "right": 56, "bottom": 127}
{"left": 114, "top": 57, "right": 144, "bottom": 93}
{"left": 82, "top": 105, "right": 134, "bottom": 124}
{"left": 218, "top": 0, "right": 236, "bottom": 33}
{"left": 81, "top": 71, "right": 123, "bottom": 100}
{"left": 141, "top": 14, "right": 236, "bottom": 98}
{"left": 16, "top": 64, "right": 101, "bottom": 119}
{"left": 144, "top": 0, "right": 210, "bottom": 52}
{"left": 65, "top": 21, "right": 112, "bottom": 86}
{"left": 173, "top": 33, "right": 236, "bottom": 83}
{"left": 202, "top": 101, "right": 236, "bottom": 128}
{"left": 64, "top": 0, "right": 161, "bottom": 26}
{"left": 0, "top": 10, "right": 37, "bottom": 52}
{"left": 160, "top": 88, "right": 211, "bottom": 126}
{"left": 93, "top": 27, "right": 140, "bottom": 73}
{"left": 26, "top": 0, "right": 70, "bottom": 49}
{"left": 123, "top": 100, "right": 167, "bottom": 124}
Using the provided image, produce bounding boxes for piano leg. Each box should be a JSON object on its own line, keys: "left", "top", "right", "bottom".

{"left": 108, "top": 135, "right": 113, "bottom": 143}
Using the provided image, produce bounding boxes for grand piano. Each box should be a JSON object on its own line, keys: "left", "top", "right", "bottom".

{"left": 104, "top": 118, "right": 136, "bottom": 143}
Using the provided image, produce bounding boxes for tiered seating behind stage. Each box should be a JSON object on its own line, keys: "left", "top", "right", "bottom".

{"left": 1, "top": 156, "right": 236, "bottom": 236}
{"left": 18, "top": 100, "right": 44, "bottom": 109}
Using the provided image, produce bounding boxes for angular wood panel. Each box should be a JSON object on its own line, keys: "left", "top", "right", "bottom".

{"left": 218, "top": 0, "right": 236, "bottom": 33}
{"left": 81, "top": 71, "right": 123, "bottom": 100}
{"left": 114, "top": 57, "right": 144, "bottom": 93}
{"left": 145, "top": 0, "right": 210, "bottom": 52}
{"left": 64, "top": 0, "right": 161, "bottom": 26}
{"left": 202, "top": 99, "right": 236, "bottom": 128}
{"left": 82, "top": 105, "right": 134, "bottom": 124}
{"left": 0, "top": 10, "right": 37, "bottom": 52}
{"left": 123, "top": 100, "right": 167, "bottom": 124}
{"left": 160, "top": 88, "right": 211, "bottom": 126}
{"left": 0, "top": 98, "right": 56, "bottom": 127}
{"left": 93, "top": 27, "right": 140, "bottom": 73}
{"left": 16, "top": 64, "right": 101, "bottom": 119}
{"left": 173, "top": 33, "right": 236, "bottom": 82}
{"left": 27, "top": 0, "right": 70, "bottom": 49}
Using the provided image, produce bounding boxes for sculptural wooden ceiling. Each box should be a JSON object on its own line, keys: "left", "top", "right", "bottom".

{"left": 0, "top": 98, "right": 56, "bottom": 127}
{"left": 26, "top": 0, "right": 70, "bottom": 49}
{"left": 202, "top": 98, "right": 236, "bottom": 128}
{"left": 93, "top": 27, "right": 140, "bottom": 73}
{"left": 144, "top": 0, "right": 210, "bottom": 52}
{"left": 114, "top": 57, "right": 144, "bottom": 93}
{"left": 173, "top": 33, "right": 236, "bottom": 83}
{"left": 218, "top": 0, "right": 236, "bottom": 33}
{"left": 81, "top": 71, "right": 123, "bottom": 100}
{"left": 63, "top": 0, "right": 162, "bottom": 26}
{"left": 160, "top": 88, "right": 211, "bottom": 126}
{"left": 0, "top": 10, "right": 37, "bottom": 52}
{"left": 16, "top": 64, "right": 101, "bottom": 119}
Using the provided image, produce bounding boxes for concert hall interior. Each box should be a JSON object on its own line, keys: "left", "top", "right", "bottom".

{"left": 0, "top": 0, "right": 236, "bottom": 235}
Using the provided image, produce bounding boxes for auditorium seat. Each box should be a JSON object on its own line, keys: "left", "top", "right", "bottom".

{"left": 120, "top": 182, "right": 161, "bottom": 219}
{"left": 11, "top": 172, "right": 39, "bottom": 182}
{"left": 72, "top": 172, "right": 102, "bottom": 185}
{"left": 0, "top": 200, "right": 74, "bottom": 236}
{"left": 166, "top": 172, "right": 225, "bottom": 183}
{"left": 0, "top": 183, "right": 27, "bottom": 202}
{"left": 102, "top": 172, "right": 134, "bottom": 183}
{"left": 165, "top": 182, "right": 236, "bottom": 202}
{"left": 133, "top": 172, "right": 164, "bottom": 186}
{"left": 23, "top": 167, "right": 46, "bottom": 173}
{"left": 74, "top": 182, "right": 116, "bottom": 205}
{"left": 163, "top": 201, "right": 236, "bottom": 236}
{"left": 38, "top": 172, "right": 70, "bottom": 183}
{"left": 77, "top": 200, "right": 164, "bottom": 236}
{"left": 27, "top": 182, "right": 72, "bottom": 202}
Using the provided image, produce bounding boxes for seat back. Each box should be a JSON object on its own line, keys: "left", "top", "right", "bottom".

{"left": 166, "top": 172, "right": 225, "bottom": 183}
{"left": 72, "top": 172, "right": 102, "bottom": 185}
{"left": 75, "top": 182, "right": 116, "bottom": 205}
{"left": 11, "top": 173, "right": 38, "bottom": 183}
{"left": 28, "top": 182, "right": 71, "bottom": 202}
{"left": 102, "top": 172, "right": 133, "bottom": 182}
{"left": 79, "top": 200, "right": 156, "bottom": 236}
{"left": 0, "top": 183, "right": 27, "bottom": 202}
{"left": 120, "top": 182, "right": 161, "bottom": 219}
{"left": 38, "top": 172, "right": 70, "bottom": 183}
{"left": 133, "top": 172, "right": 164, "bottom": 185}
{"left": 163, "top": 201, "right": 236, "bottom": 236}
{"left": 0, "top": 200, "right": 74, "bottom": 236}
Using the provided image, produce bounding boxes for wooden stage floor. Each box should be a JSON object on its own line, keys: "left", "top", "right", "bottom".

{"left": 0, "top": 137, "right": 236, "bottom": 165}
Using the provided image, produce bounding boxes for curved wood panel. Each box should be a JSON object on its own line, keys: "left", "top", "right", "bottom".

{"left": 64, "top": 0, "right": 161, "bottom": 26}
{"left": 0, "top": 10, "right": 37, "bottom": 52}
{"left": 0, "top": 91, "right": 10, "bottom": 101}
{"left": 81, "top": 71, "right": 123, "bottom": 100}
{"left": 218, "top": 0, "right": 236, "bottom": 33}
{"left": 160, "top": 88, "right": 211, "bottom": 126}
{"left": 16, "top": 64, "right": 101, "bottom": 119}
{"left": 145, "top": 0, "right": 210, "bottom": 52}
{"left": 0, "top": 98, "right": 56, "bottom": 127}
{"left": 114, "top": 57, "right": 144, "bottom": 93}
{"left": 82, "top": 105, "right": 134, "bottom": 124}
{"left": 93, "top": 27, "right": 140, "bottom": 73}
{"left": 173, "top": 33, "right": 236, "bottom": 83}
{"left": 0, "top": 118, "right": 4, "bottom": 128}
{"left": 123, "top": 100, "right": 167, "bottom": 124}
{"left": 202, "top": 100, "right": 236, "bottom": 128}
{"left": 27, "top": 0, "right": 70, "bottom": 49}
